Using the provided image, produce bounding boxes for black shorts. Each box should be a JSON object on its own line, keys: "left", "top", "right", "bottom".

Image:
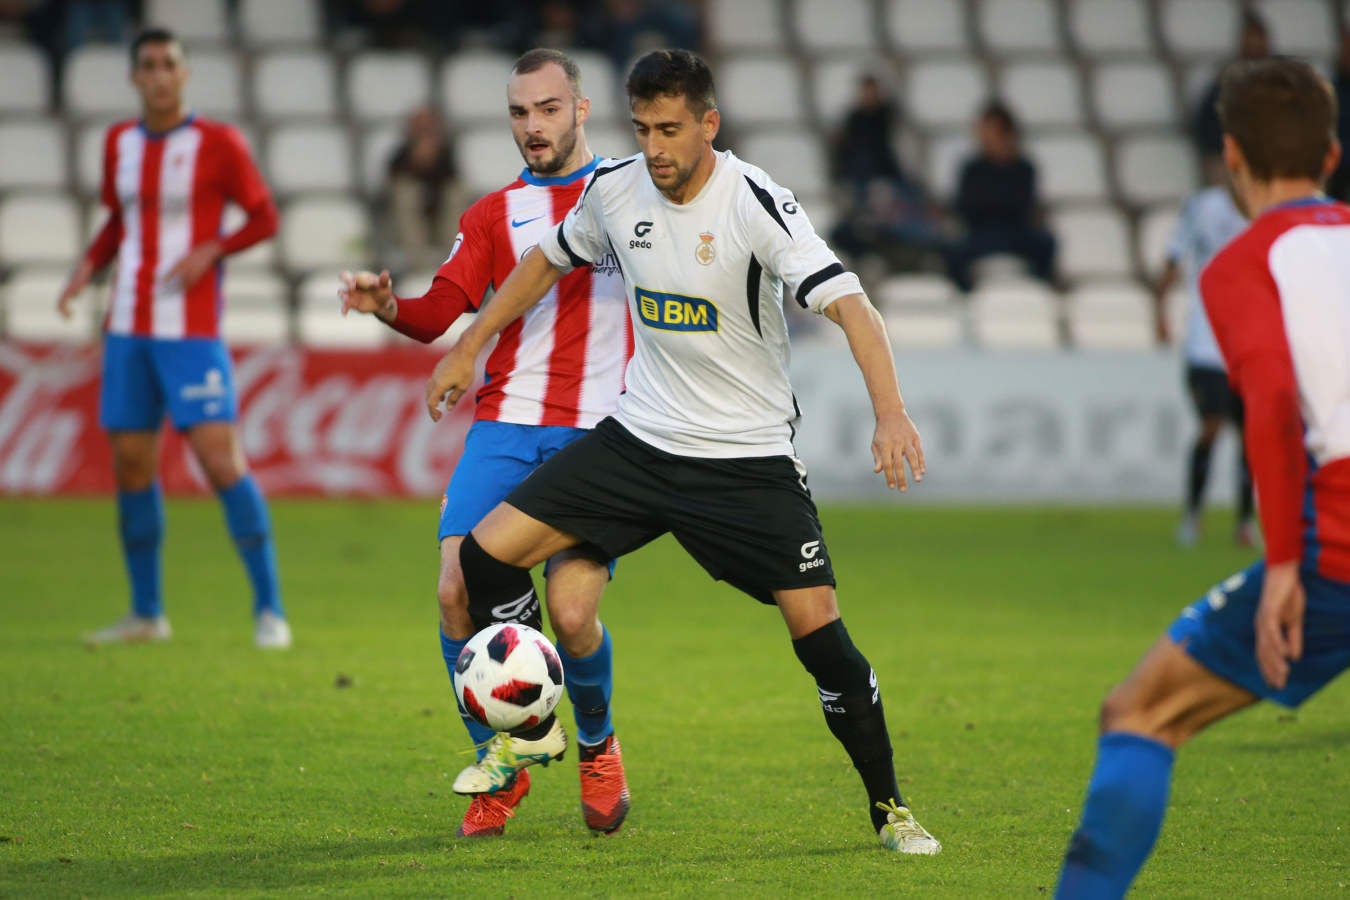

{"left": 1186, "top": 365, "right": 1244, "bottom": 422}
{"left": 504, "top": 417, "right": 835, "bottom": 605}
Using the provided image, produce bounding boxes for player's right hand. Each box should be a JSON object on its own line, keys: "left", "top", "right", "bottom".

{"left": 1255, "top": 560, "right": 1306, "bottom": 690}
{"left": 339, "top": 269, "right": 394, "bottom": 317}
{"left": 425, "top": 343, "right": 475, "bottom": 422}
{"left": 56, "top": 260, "right": 95, "bottom": 319}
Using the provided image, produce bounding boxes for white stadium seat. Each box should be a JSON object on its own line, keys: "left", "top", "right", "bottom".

{"left": 1115, "top": 134, "right": 1198, "bottom": 206}
{"left": 875, "top": 273, "right": 958, "bottom": 310}
{"left": 1051, "top": 206, "right": 1133, "bottom": 279}
{"left": 1136, "top": 203, "right": 1181, "bottom": 277}
{"left": 737, "top": 132, "right": 828, "bottom": 198}
{"left": 904, "top": 58, "right": 988, "bottom": 129}
{"left": 1068, "top": 0, "right": 1155, "bottom": 56}
{"left": 64, "top": 45, "right": 135, "bottom": 118}
{"left": 977, "top": 0, "right": 1062, "bottom": 56}
{"left": 586, "top": 123, "right": 637, "bottom": 162}
{"left": 999, "top": 61, "right": 1083, "bottom": 129}
{"left": 75, "top": 121, "right": 114, "bottom": 197}
{"left": 347, "top": 51, "right": 433, "bottom": 124}
{"left": 252, "top": 50, "right": 338, "bottom": 120}
{"left": 456, "top": 126, "right": 527, "bottom": 198}
{"left": 266, "top": 125, "right": 353, "bottom": 195}
{"left": 885, "top": 0, "right": 970, "bottom": 54}
{"left": 1090, "top": 62, "right": 1178, "bottom": 131}
{"left": 0, "top": 120, "right": 67, "bottom": 191}
{"left": 221, "top": 271, "right": 291, "bottom": 345}
{"left": 280, "top": 197, "right": 369, "bottom": 272}
{"left": 1068, "top": 280, "right": 1155, "bottom": 350}
{"left": 0, "top": 194, "right": 81, "bottom": 267}
{"left": 1254, "top": 0, "right": 1336, "bottom": 59}
{"left": 0, "top": 43, "right": 50, "bottom": 114}
{"left": 222, "top": 203, "right": 280, "bottom": 272}
{"left": 884, "top": 308, "right": 966, "bottom": 349}
{"left": 1026, "top": 134, "right": 1108, "bottom": 204}
{"left": 144, "top": 0, "right": 229, "bottom": 42}
{"left": 568, "top": 50, "right": 622, "bottom": 126}
{"left": 358, "top": 124, "right": 405, "bottom": 197}
{"left": 1160, "top": 0, "right": 1241, "bottom": 58}
{"left": 707, "top": 0, "right": 784, "bottom": 53}
{"left": 441, "top": 51, "right": 514, "bottom": 123}
{"left": 969, "top": 279, "right": 1061, "bottom": 350}
{"left": 296, "top": 272, "right": 386, "bottom": 347}
{"left": 239, "top": 0, "right": 322, "bottom": 46}
{"left": 3, "top": 268, "right": 97, "bottom": 343}
{"left": 791, "top": 0, "right": 878, "bottom": 54}
{"left": 186, "top": 50, "right": 243, "bottom": 118}
{"left": 719, "top": 57, "right": 806, "bottom": 127}
{"left": 924, "top": 130, "right": 974, "bottom": 202}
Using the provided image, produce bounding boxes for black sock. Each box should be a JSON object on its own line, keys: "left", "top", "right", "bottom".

{"left": 792, "top": 619, "right": 901, "bottom": 832}
{"left": 459, "top": 532, "right": 542, "bottom": 632}
{"left": 1186, "top": 438, "right": 1213, "bottom": 513}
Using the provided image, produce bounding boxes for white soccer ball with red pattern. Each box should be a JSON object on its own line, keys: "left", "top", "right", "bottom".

{"left": 453, "top": 623, "right": 565, "bottom": 732}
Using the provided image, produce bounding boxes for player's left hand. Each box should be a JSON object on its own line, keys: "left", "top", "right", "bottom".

{"left": 1255, "top": 560, "right": 1306, "bottom": 690}
{"left": 166, "top": 239, "right": 223, "bottom": 291}
{"left": 872, "top": 408, "right": 925, "bottom": 492}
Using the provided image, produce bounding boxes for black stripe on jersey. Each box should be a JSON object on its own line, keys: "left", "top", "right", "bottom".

{"left": 556, "top": 222, "right": 589, "bottom": 268}
{"left": 746, "top": 255, "right": 763, "bottom": 336}
{"left": 743, "top": 175, "right": 791, "bottom": 237}
{"left": 578, "top": 155, "right": 639, "bottom": 207}
{"left": 794, "top": 262, "right": 845, "bottom": 308}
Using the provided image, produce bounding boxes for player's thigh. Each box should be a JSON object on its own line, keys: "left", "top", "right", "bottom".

{"left": 100, "top": 334, "right": 165, "bottom": 433}
{"left": 439, "top": 421, "right": 548, "bottom": 542}
{"left": 152, "top": 338, "right": 238, "bottom": 432}
{"left": 184, "top": 420, "right": 247, "bottom": 488}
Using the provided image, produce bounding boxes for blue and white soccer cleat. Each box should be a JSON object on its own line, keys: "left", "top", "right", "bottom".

{"left": 452, "top": 717, "right": 567, "bottom": 795}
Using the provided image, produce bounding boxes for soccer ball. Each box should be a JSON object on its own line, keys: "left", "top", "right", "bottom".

{"left": 454, "top": 623, "right": 565, "bottom": 732}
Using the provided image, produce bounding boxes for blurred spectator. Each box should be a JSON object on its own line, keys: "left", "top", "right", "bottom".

{"left": 946, "top": 101, "right": 1057, "bottom": 294}
{"left": 1192, "top": 10, "right": 1269, "bottom": 163}
{"left": 1329, "top": 27, "right": 1350, "bottom": 201}
{"left": 828, "top": 75, "right": 948, "bottom": 274}
{"left": 584, "top": 0, "right": 702, "bottom": 70}
{"left": 385, "top": 105, "right": 467, "bottom": 272}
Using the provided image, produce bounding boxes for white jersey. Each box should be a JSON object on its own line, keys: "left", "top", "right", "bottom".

{"left": 539, "top": 150, "right": 862, "bottom": 458}
{"left": 1166, "top": 186, "right": 1248, "bottom": 369}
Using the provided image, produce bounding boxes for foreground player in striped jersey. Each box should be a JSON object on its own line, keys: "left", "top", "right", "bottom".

{"left": 57, "top": 28, "right": 290, "bottom": 650}
{"left": 1058, "top": 58, "right": 1350, "bottom": 898}
{"left": 340, "top": 49, "right": 632, "bottom": 837}
{"left": 425, "top": 49, "right": 941, "bottom": 854}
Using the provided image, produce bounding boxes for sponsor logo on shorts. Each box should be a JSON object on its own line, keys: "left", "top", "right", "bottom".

{"left": 181, "top": 368, "right": 227, "bottom": 401}
{"left": 799, "top": 539, "right": 827, "bottom": 573}
{"left": 636, "top": 287, "right": 718, "bottom": 332}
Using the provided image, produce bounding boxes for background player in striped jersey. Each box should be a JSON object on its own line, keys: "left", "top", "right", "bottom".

{"left": 1058, "top": 58, "right": 1350, "bottom": 898}
{"left": 339, "top": 49, "right": 633, "bottom": 838}
{"left": 57, "top": 28, "right": 290, "bottom": 650}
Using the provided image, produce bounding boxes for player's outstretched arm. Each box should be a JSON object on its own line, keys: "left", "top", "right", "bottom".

{"left": 823, "top": 293, "right": 925, "bottom": 491}
{"left": 425, "top": 246, "right": 564, "bottom": 420}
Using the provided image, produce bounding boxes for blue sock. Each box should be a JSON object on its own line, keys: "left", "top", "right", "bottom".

{"left": 1057, "top": 732, "right": 1175, "bottom": 900}
{"left": 559, "top": 626, "right": 614, "bottom": 746}
{"left": 217, "top": 475, "right": 283, "bottom": 617}
{"left": 441, "top": 629, "right": 496, "bottom": 759}
{"left": 117, "top": 484, "right": 164, "bottom": 618}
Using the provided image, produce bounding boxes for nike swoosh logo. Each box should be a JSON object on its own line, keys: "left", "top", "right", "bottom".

{"left": 511, "top": 215, "right": 545, "bottom": 228}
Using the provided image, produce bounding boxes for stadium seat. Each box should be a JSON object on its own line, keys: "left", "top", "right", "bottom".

{"left": 0, "top": 194, "right": 81, "bottom": 268}
{"left": 884, "top": 308, "right": 966, "bottom": 349}
{"left": 185, "top": 50, "right": 243, "bottom": 118}
{"left": 265, "top": 125, "right": 354, "bottom": 195}
{"left": 0, "top": 43, "right": 50, "bottom": 114}
{"left": 1136, "top": 203, "right": 1181, "bottom": 278}
{"left": 2, "top": 268, "right": 96, "bottom": 343}
{"left": 1257, "top": 0, "right": 1337, "bottom": 58}
{"left": 969, "top": 279, "right": 1061, "bottom": 350}
{"left": 587, "top": 123, "right": 637, "bottom": 161}
{"left": 358, "top": 124, "right": 404, "bottom": 197}
{"left": 64, "top": 45, "right": 135, "bottom": 119}
{"left": 145, "top": 0, "right": 229, "bottom": 43}
{"left": 976, "top": 0, "right": 1062, "bottom": 56}
{"left": 884, "top": 0, "right": 969, "bottom": 54}
{"left": 1067, "top": 0, "right": 1155, "bottom": 56}
{"left": 347, "top": 51, "right": 433, "bottom": 124}
{"left": 74, "top": 121, "right": 116, "bottom": 197}
{"left": 441, "top": 51, "right": 515, "bottom": 123}
{"left": 1159, "top": 0, "right": 1241, "bottom": 58}
{"left": 719, "top": 57, "right": 807, "bottom": 127}
{"left": 279, "top": 196, "right": 369, "bottom": 272}
{"left": 252, "top": 50, "right": 338, "bottom": 121}
{"left": 296, "top": 272, "right": 387, "bottom": 347}
{"left": 1051, "top": 206, "right": 1133, "bottom": 280}
{"left": 924, "top": 130, "right": 975, "bottom": 202}
{"left": 0, "top": 120, "right": 67, "bottom": 191}
{"left": 706, "top": 0, "right": 784, "bottom": 53}
{"left": 904, "top": 58, "right": 989, "bottom": 129}
{"left": 998, "top": 61, "right": 1084, "bottom": 129}
{"left": 221, "top": 203, "right": 280, "bottom": 271}
{"left": 791, "top": 0, "right": 878, "bottom": 54}
{"left": 221, "top": 272, "right": 291, "bottom": 345}
{"left": 1115, "top": 134, "right": 1198, "bottom": 206}
{"left": 1025, "top": 134, "right": 1108, "bottom": 204}
{"left": 1068, "top": 280, "right": 1155, "bottom": 350}
{"left": 875, "top": 272, "right": 957, "bottom": 310}
{"left": 568, "top": 49, "right": 622, "bottom": 125}
{"left": 456, "top": 126, "right": 528, "bottom": 198}
{"left": 239, "top": 0, "right": 322, "bottom": 46}
{"left": 1090, "top": 62, "right": 1178, "bottom": 131}
{"left": 737, "top": 131, "right": 828, "bottom": 198}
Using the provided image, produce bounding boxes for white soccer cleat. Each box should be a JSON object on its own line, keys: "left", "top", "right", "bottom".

{"left": 452, "top": 717, "right": 568, "bottom": 795}
{"left": 254, "top": 610, "right": 292, "bottom": 650}
{"left": 83, "top": 613, "right": 172, "bottom": 645}
{"left": 1176, "top": 514, "right": 1200, "bottom": 547}
{"left": 877, "top": 799, "right": 942, "bottom": 855}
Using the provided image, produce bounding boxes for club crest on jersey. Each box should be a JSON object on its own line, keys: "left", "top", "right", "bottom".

{"left": 695, "top": 232, "right": 716, "bottom": 266}
{"left": 636, "top": 287, "right": 719, "bottom": 332}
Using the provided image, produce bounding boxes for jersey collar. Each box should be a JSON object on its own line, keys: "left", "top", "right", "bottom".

{"left": 138, "top": 112, "right": 196, "bottom": 139}
{"left": 519, "top": 154, "right": 601, "bottom": 187}
{"left": 1269, "top": 193, "right": 1332, "bottom": 211}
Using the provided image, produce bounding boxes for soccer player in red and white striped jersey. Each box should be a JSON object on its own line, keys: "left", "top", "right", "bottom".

{"left": 57, "top": 29, "right": 289, "bottom": 650}
{"left": 340, "top": 49, "right": 632, "bottom": 838}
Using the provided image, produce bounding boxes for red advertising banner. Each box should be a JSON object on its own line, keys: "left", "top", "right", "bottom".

{"left": 0, "top": 342, "right": 479, "bottom": 496}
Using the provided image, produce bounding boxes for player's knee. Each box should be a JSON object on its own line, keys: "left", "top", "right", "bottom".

{"left": 792, "top": 619, "right": 872, "bottom": 690}
{"left": 436, "top": 568, "right": 469, "bottom": 621}
{"left": 546, "top": 600, "right": 599, "bottom": 654}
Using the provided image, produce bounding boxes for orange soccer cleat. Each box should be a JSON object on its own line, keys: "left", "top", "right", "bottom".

{"left": 456, "top": 769, "right": 531, "bottom": 838}
{"left": 578, "top": 734, "right": 630, "bottom": 834}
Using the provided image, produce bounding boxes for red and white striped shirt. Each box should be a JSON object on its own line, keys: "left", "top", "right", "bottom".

{"left": 84, "top": 115, "right": 278, "bottom": 340}
{"left": 388, "top": 157, "right": 632, "bottom": 429}
{"left": 1201, "top": 197, "right": 1350, "bottom": 581}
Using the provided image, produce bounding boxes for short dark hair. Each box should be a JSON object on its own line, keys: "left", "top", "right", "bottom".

{"left": 512, "top": 48, "right": 582, "bottom": 98}
{"left": 625, "top": 49, "right": 717, "bottom": 118}
{"left": 1218, "top": 57, "right": 1336, "bottom": 181}
{"left": 130, "top": 27, "right": 179, "bottom": 66}
{"left": 980, "top": 100, "right": 1018, "bottom": 136}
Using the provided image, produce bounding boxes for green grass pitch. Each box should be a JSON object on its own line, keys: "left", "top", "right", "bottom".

{"left": 1, "top": 499, "right": 1346, "bottom": 897}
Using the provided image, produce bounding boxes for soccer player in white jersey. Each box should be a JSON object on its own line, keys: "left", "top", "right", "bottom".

{"left": 1153, "top": 183, "right": 1255, "bottom": 546}
{"left": 339, "top": 49, "right": 632, "bottom": 837}
{"left": 57, "top": 28, "right": 290, "bottom": 650}
{"left": 422, "top": 49, "right": 941, "bottom": 854}
{"left": 1058, "top": 59, "right": 1350, "bottom": 897}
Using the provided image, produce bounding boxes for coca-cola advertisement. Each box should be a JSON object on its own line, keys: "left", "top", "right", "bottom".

{"left": 0, "top": 342, "right": 480, "bottom": 496}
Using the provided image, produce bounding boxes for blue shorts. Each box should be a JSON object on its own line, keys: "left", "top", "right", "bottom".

{"left": 1168, "top": 560, "right": 1350, "bottom": 707}
{"left": 100, "top": 334, "right": 237, "bottom": 432}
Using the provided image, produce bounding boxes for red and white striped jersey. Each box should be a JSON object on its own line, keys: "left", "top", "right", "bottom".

{"left": 432, "top": 158, "right": 632, "bottom": 429}
{"left": 85, "top": 115, "right": 278, "bottom": 340}
{"left": 1201, "top": 196, "right": 1350, "bottom": 581}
